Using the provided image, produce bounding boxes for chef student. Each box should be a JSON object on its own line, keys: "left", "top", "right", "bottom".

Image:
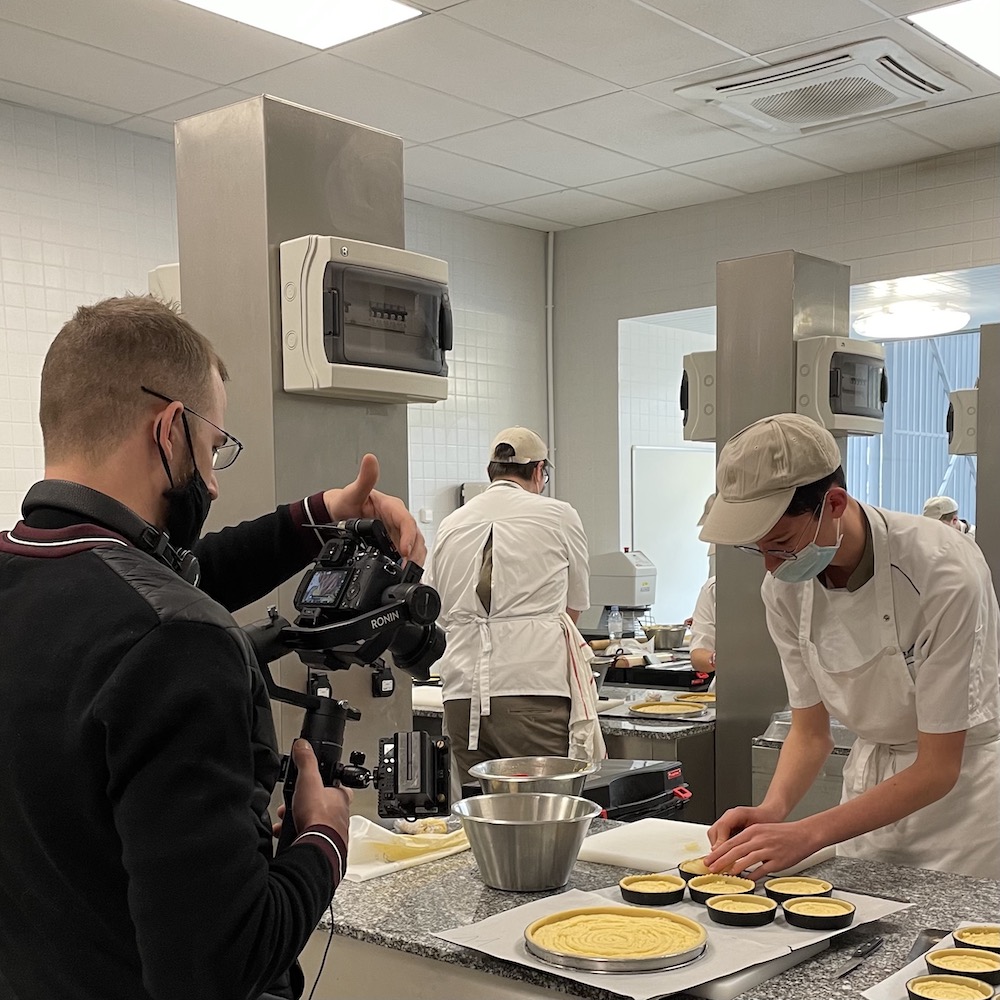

{"left": 700, "top": 412, "right": 1000, "bottom": 879}
{"left": 689, "top": 494, "right": 717, "bottom": 688}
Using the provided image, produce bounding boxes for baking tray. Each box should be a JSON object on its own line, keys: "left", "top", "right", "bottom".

{"left": 524, "top": 906, "right": 708, "bottom": 973}
{"left": 627, "top": 701, "right": 709, "bottom": 720}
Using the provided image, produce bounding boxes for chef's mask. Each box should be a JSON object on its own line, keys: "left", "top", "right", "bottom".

{"left": 772, "top": 496, "right": 841, "bottom": 584}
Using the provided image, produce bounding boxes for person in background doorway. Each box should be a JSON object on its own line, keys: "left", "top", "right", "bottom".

{"left": 0, "top": 295, "right": 424, "bottom": 1000}
{"left": 689, "top": 493, "right": 717, "bottom": 684}
{"left": 923, "top": 495, "right": 976, "bottom": 541}
{"left": 701, "top": 413, "right": 1000, "bottom": 880}
{"left": 425, "top": 427, "right": 604, "bottom": 796}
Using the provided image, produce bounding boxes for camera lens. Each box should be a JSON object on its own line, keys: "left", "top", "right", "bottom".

{"left": 390, "top": 623, "right": 446, "bottom": 682}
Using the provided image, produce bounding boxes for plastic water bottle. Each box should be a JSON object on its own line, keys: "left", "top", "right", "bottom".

{"left": 607, "top": 605, "right": 623, "bottom": 642}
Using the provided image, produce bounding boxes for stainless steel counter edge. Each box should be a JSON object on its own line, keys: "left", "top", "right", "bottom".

{"left": 320, "top": 818, "right": 1000, "bottom": 999}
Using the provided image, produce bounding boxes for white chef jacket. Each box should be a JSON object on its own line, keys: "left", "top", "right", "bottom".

{"left": 762, "top": 503, "right": 1000, "bottom": 877}
{"left": 425, "top": 480, "right": 590, "bottom": 707}
{"left": 690, "top": 576, "right": 716, "bottom": 653}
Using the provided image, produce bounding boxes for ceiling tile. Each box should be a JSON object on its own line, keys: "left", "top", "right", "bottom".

{"left": 404, "top": 184, "right": 484, "bottom": 212}
{"left": 0, "top": 0, "right": 313, "bottom": 84}
{"left": 530, "top": 91, "right": 759, "bottom": 168}
{"left": 435, "top": 120, "right": 656, "bottom": 186}
{"left": 642, "top": 0, "right": 887, "bottom": 55}
{"left": 868, "top": 0, "right": 956, "bottom": 14}
{"left": 114, "top": 116, "right": 176, "bottom": 141}
{"left": 446, "top": 0, "right": 739, "bottom": 87}
{"left": 581, "top": 170, "right": 742, "bottom": 210}
{"left": 404, "top": 146, "right": 561, "bottom": 204}
{"left": 146, "top": 88, "right": 256, "bottom": 123}
{"left": 333, "top": 14, "right": 617, "bottom": 117}
{"left": 0, "top": 78, "right": 128, "bottom": 125}
{"left": 891, "top": 94, "right": 1000, "bottom": 150}
{"left": 236, "top": 53, "right": 507, "bottom": 144}
{"left": 672, "top": 147, "right": 840, "bottom": 191}
{"left": 777, "top": 120, "right": 951, "bottom": 172}
{"left": 0, "top": 21, "right": 211, "bottom": 114}
{"left": 467, "top": 206, "right": 571, "bottom": 231}
{"left": 496, "top": 189, "right": 652, "bottom": 227}
{"left": 410, "top": 0, "right": 467, "bottom": 8}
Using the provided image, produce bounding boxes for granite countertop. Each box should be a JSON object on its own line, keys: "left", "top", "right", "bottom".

{"left": 326, "top": 818, "right": 1000, "bottom": 999}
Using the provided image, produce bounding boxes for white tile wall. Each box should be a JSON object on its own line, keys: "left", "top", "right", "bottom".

{"left": 617, "top": 318, "right": 715, "bottom": 542}
{"left": 404, "top": 201, "right": 547, "bottom": 551}
{"left": 0, "top": 98, "right": 549, "bottom": 543}
{"left": 0, "top": 100, "right": 178, "bottom": 528}
{"left": 554, "top": 144, "right": 1000, "bottom": 553}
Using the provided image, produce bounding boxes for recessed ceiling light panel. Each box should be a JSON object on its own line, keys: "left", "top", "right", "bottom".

{"left": 853, "top": 301, "right": 972, "bottom": 340}
{"left": 910, "top": 0, "right": 1000, "bottom": 79}
{"left": 174, "top": 0, "right": 421, "bottom": 49}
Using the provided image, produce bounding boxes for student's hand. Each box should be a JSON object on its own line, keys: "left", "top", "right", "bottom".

{"left": 706, "top": 811, "right": 821, "bottom": 881}
{"left": 285, "top": 740, "right": 352, "bottom": 846}
{"left": 322, "top": 454, "right": 427, "bottom": 566}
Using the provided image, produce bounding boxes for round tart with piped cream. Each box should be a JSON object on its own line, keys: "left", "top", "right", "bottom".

{"left": 525, "top": 906, "right": 706, "bottom": 959}
{"left": 764, "top": 877, "right": 833, "bottom": 901}
{"left": 621, "top": 875, "right": 685, "bottom": 893}
{"left": 906, "top": 974, "right": 993, "bottom": 999}
{"left": 955, "top": 927, "right": 1000, "bottom": 952}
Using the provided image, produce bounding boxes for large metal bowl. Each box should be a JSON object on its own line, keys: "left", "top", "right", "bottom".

{"left": 451, "top": 793, "right": 601, "bottom": 891}
{"left": 468, "top": 756, "right": 598, "bottom": 796}
{"left": 645, "top": 624, "right": 687, "bottom": 650}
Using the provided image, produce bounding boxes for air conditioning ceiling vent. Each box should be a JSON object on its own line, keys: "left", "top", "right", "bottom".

{"left": 675, "top": 39, "right": 966, "bottom": 132}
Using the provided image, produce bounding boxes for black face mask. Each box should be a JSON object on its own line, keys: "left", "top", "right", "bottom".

{"left": 157, "top": 412, "right": 212, "bottom": 551}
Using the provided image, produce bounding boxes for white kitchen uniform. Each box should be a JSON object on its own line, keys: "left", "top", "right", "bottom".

{"left": 425, "top": 480, "right": 591, "bottom": 752}
{"left": 690, "top": 576, "right": 717, "bottom": 693}
{"left": 763, "top": 503, "right": 1000, "bottom": 878}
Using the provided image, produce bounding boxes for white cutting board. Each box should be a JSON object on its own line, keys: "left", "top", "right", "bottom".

{"left": 577, "top": 817, "right": 839, "bottom": 875}
{"left": 577, "top": 817, "right": 711, "bottom": 870}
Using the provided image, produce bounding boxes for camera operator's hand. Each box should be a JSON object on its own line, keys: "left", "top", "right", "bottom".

{"left": 287, "top": 739, "right": 352, "bottom": 846}
{"left": 323, "top": 453, "right": 427, "bottom": 567}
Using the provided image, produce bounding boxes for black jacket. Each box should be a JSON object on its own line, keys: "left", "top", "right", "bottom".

{"left": 0, "top": 491, "right": 345, "bottom": 1000}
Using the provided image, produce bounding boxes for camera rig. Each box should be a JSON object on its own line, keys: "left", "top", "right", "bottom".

{"left": 242, "top": 519, "right": 450, "bottom": 847}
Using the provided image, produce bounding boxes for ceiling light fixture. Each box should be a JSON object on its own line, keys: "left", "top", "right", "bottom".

{"left": 853, "top": 301, "right": 972, "bottom": 340}
{"left": 174, "top": 0, "right": 421, "bottom": 49}
{"left": 910, "top": 0, "right": 1000, "bottom": 79}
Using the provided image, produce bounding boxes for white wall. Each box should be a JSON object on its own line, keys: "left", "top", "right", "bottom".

{"left": 554, "top": 144, "right": 1000, "bottom": 553}
{"left": 404, "top": 202, "right": 546, "bottom": 551}
{"left": 0, "top": 99, "right": 548, "bottom": 540}
{"left": 0, "top": 101, "right": 177, "bottom": 527}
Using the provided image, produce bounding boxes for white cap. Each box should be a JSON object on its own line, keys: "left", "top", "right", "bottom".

{"left": 697, "top": 493, "right": 716, "bottom": 527}
{"left": 700, "top": 413, "right": 842, "bottom": 546}
{"left": 489, "top": 426, "right": 549, "bottom": 465}
{"left": 923, "top": 496, "right": 958, "bottom": 519}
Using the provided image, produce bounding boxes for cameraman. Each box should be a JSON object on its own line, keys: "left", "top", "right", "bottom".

{"left": 0, "top": 296, "right": 424, "bottom": 1000}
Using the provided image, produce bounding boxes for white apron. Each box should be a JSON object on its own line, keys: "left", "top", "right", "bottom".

{"left": 797, "top": 507, "right": 1000, "bottom": 877}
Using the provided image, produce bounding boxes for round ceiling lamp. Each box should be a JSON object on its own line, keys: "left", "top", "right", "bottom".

{"left": 852, "top": 301, "right": 972, "bottom": 341}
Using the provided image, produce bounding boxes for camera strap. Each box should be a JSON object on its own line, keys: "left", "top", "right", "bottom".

{"left": 21, "top": 480, "right": 201, "bottom": 586}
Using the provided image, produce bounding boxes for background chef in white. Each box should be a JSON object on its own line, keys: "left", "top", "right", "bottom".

{"left": 690, "top": 493, "right": 718, "bottom": 686}
{"left": 701, "top": 413, "right": 1000, "bottom": 879}
{"left": 923, "top": 494, "right": 976, "bottom": 541}
{"left": 425, "top": 427, "right": 602, "bottom": 796}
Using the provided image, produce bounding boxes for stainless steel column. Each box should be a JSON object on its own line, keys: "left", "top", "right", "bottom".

{"left": 174, "top": 95, "right": 411, "bottom": 817}
{"left": 714, "top": 250, "right": 850, "bottom": 812}
{"left": 976, "top": 323, "right": 1000, "bottom": 589}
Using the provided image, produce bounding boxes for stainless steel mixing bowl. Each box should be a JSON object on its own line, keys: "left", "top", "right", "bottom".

{"left": 451, "top": 793, "right": 601, "bottom": 891}
{"left": 468, "top": 756, "right": 598, "bottom": 796}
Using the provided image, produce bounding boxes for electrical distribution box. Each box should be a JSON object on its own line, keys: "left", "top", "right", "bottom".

{"left": 795, "top": 336, "right": 887, "bottom": 436}
{"left": 680, "top": 351, "right": 717, "bottom": 442}
{"left": 948, "top": 388, "right": 978, "bottom": 455}
{"left": 279, "top": 235, "right": 452, "bottom": 405}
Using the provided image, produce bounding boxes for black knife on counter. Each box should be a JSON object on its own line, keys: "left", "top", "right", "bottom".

{"left": 833, "top": 936, "right": 884, "bottom": 978}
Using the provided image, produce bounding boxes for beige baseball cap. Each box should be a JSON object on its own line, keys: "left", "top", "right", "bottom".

{"left": 697, "top": 493, "right": 716, "bottom": 527}
{"left": 489, "top": 426, "right": 550, "bottom": 465}
{"left": 700, "top": 413, "right": 842, "bottom": 546}
{"left": 923, "top": 496, "right": 958, "bottom": 519}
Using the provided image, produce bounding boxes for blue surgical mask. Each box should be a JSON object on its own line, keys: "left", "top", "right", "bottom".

{"left": 772, "top": 501, "right": 842, "bottom": 584}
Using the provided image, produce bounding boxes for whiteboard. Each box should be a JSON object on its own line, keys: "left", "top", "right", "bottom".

{"left": 631, "top": 445, "right": 717, "bottom": 624}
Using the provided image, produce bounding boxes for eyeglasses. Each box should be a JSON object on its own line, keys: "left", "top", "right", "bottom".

{"left": 141, "top": 386, "right": 244, "bottom": 470}
{"left": 733, "top": 504, "right": 823, "bottom": 562}
{"left": 541, "top": 463, "right": 550, "bottom": 486}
